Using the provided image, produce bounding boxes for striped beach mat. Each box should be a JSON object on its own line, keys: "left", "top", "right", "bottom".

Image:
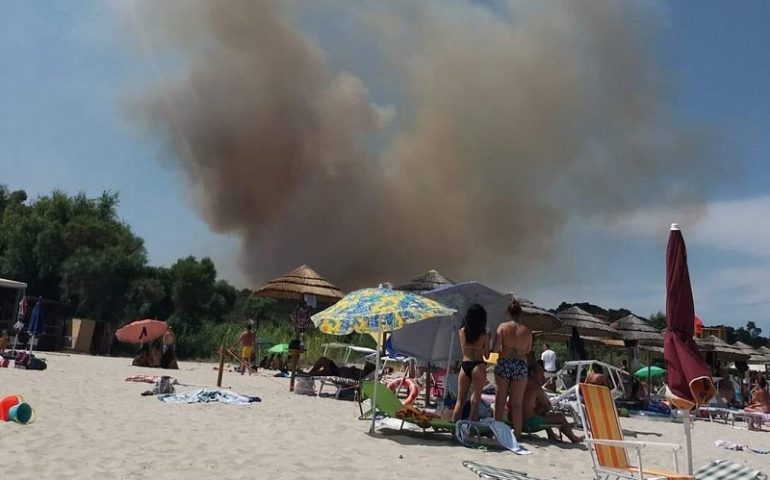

{"left": 463, "top": 461, "right": 535, "bottom": 480}
{"left": 695, "top": 460, "right": 767, "bottom": 480}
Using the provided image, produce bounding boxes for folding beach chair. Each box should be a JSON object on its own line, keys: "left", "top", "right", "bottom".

{"left": 577, "top": 383, "right": 690, "bottom": 480}
{"left": 360, "top": 381, "right": 455, "bottom": 432}
{"left": 463, "top": 461, "right": 540, "bottom": 480}
{"left": 693, "top": 460, "right": 766, "bottom": 480}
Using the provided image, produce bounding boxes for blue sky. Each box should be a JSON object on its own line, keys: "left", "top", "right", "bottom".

{"left": 1, "top": 1, "right": 769, "bottom": 331}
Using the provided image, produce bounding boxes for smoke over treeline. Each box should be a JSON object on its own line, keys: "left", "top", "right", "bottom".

{"left": 128, "top": 0, "right": 720, "bottom": 289}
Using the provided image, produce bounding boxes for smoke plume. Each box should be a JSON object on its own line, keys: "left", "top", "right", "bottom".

{"left": 128, "top": 0, "right": 721, "bottom": 289}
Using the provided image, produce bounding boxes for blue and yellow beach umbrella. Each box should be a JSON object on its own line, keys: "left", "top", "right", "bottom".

{"left": 311, "top": 286, "right": 455, "bottom": 433}
{"left": 311, "top": 287, "right": 455, "bottom": 335}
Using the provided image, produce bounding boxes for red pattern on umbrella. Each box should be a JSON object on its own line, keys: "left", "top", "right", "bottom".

{"left": 663, "top": 226, "right": 716, "bottom": 410}
{"left": 116, "top": 319, "right": 169, "bottom": 344}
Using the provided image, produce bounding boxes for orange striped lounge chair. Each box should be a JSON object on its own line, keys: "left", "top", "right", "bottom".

{"left": 577, "top": 383, "right": 692, "bottom": 480}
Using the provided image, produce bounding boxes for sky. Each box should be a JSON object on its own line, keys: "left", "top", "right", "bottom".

{"left": 1, "top": 1, "right": 769, "bottom": 331}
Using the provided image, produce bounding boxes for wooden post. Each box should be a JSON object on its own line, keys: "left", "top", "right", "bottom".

{"left": 217, "top": 343, "right": 225, "bottom": 387}
{"left": 289, "top": 349, "right": 301, "bottom": 392}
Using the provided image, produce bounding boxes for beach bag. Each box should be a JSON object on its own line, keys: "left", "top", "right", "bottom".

{"left": 153, "top": 376, "right": 175, "bottom": 395}
{"left": 14, "top": 352, "right": 29, "bottom": 369}
{"left": 294, "top": 376, "right": 316, "bottom": 396}
{"left": 26, "top": 357, "right": 47, "bottom": 371}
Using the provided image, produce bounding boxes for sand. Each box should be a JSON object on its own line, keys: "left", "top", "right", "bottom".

{"left": 2, "top": 353, "right": 769, "bottom": 479}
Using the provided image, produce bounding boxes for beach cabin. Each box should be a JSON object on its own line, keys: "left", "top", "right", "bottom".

{"left": 0, "top": 277, "right": 27, "bottom": 340}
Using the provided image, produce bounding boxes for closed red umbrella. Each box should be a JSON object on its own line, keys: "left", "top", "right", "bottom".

{"left": 663, "top": 223, "right": 716, "bottom": 475}
{"left": 116, "top": 319, "right": 168, "bottom": 344}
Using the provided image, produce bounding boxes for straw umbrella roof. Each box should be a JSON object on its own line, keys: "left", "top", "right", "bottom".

{"left": 254, "top": 265, "right": 344, "bottom": 302}
{"left": 553, "top": 306, "right": 618, "bottom": 338}
{"left": 733, "top": 341, "right": 770, "bottom": 363}
{"left": 759, "top": 346, "right": 770, "bottom": 356}
{"left": 610, "top": 314, "right": 663, "bottom": 343}
{"left": 505, "top": 294, "right": 561, "bottom": 332}
{"left": 395, "top": 269, "right": 455, "bottom": 292}
{"left": 696, "top": 335, "right": 750, "bottom": 361}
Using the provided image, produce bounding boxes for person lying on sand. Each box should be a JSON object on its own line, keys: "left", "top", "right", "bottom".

{"left": 306, "top": 357, "right": 376, "bottom": 381}
{"left": 745, "top": 376, "right": 770, "bottom": 414}
{"left": 523, "top": 362, "right": 584, "bottom": 444}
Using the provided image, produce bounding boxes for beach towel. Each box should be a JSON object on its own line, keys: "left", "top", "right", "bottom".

{"left": 455, "top": 418, "right": 530, "bottom": 455}
{"left": 158, "top": 388, "right": 261, "bottom": 405}
{"left": 694, "top": 460, "right": 766, "bottom": 480}
{"left": 715, "top": 440, "right": 769, "bottom": 455}
{"left": 462, "top": 461, "right": 537, "bottom": 480}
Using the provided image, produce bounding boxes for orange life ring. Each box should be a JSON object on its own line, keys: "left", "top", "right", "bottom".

{"left": 387, "top": 378, "right": 419, "bottom": 405}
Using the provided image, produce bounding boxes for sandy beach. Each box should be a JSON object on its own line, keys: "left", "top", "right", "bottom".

{"left": 3, "top": 353, "right": 769, "bottom": 479}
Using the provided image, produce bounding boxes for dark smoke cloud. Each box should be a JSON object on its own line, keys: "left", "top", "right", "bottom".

{"left": 127, "top": 0, "right": 722, "bottom": 290}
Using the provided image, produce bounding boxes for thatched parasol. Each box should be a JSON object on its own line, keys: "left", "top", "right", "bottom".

{"left": 552, "top": 306, "right": 618, "bottom": 338}
{"left": 732, "top": 341, "right": 770, "bottom": 364}
{"left": 610, "top": 314, "right": 663, "bottom": 343}
{"left": 394, "top": 269, "right": 455, "bottom": 292}
{"left": 696, "top": 335, "right": 750, "bottom": 361}
{"left": 254, "top": 265, "right": 344, "bottom": 302}
{"left": 505, "top": 294, "right": 561, "bottom": 332}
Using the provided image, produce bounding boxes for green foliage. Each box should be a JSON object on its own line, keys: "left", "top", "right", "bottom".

{"left": 648, "top": 311, "right": 666, "bottom": 330}
{"left": 0, "top": 190, "right": 147, "bottom": 323}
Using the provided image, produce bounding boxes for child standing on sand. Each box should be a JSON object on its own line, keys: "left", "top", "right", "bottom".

{"left": 237, "top": 324, "right": 256, "bottom": 375}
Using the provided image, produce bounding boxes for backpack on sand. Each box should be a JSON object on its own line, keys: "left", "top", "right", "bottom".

{"left": 153, "top": 376, "right": 175, "bottom": 395}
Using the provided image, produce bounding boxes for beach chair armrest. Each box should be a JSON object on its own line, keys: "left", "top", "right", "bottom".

{"left": 586, "top": 438, "right": 682, "bottom": 451}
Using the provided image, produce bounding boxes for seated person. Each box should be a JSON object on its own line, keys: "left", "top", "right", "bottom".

{"left": 149, "top": 345, "right": 163, "bottom": 368}
{"left": 584, "top": 364, "right": 607, "bottom": 387}
{"left": 306, "top": 356, "right": 376, "bottom": 380}
{"left": 523, "top": 362, "right": 584, "bottom": 443}
{"left": 132, "top": 347, "right": 150, "bottom": 367}
{"left": 745, "top": 376, "right": 770, "bottom": 414}
{"left": 258, "top": 355, "right": 270, "bottom": 369}
{"left": 717, "top": 377, "right": 736, "bottom": 407}
{"left": 270, "top": 354, "right": 284, "bottom": 371}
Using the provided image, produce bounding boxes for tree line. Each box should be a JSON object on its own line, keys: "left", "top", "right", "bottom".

{"left": 0, "top": 186, "right": 280, "bottom": 356}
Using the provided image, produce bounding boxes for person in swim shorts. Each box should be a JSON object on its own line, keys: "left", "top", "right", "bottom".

{"left": 523, "top": 362, "right": 584, "bottom": 443}
{"left": 237, "top": 324, "right": 255, "bottom": 375}
{"left": 491, "top": 300, "right": 532, "bottom": 439}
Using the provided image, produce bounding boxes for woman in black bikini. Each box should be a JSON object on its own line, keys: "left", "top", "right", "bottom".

{"left": 453, "top": 304, "right": 490, "bottom": 422}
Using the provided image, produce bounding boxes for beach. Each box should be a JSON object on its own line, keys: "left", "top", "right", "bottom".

{"left": 3, "top": 353, "right": 769, "bottom": 479}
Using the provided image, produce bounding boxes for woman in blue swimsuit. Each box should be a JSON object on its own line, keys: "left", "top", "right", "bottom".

{"left": 492, "top": 300, "right": 532, "bottom": 439}
{"left": 453, "top": 304, "right": 490, "bottom": 422}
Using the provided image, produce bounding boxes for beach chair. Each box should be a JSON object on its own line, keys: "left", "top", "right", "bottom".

{"left": 360, "top": 381, "right": 455, "bottom": 432}
{"left": 693, "top": 460, "right": 766, "bottom": 480}
{"left": 577, "top": 383, "right": 690, "bottom": 480}
{"left": 463, "top": 461, "right": 541, "bottom": 480}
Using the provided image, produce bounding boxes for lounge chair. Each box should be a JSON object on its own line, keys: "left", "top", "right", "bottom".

{"left": 360, "top": 380, "right": 455, "bottom": 432}
{"left": 577, "top": 383, "right": 690, "bottom": 480}
{"left": 693, "top": 460, "right": 766, "bottom": 480}
{"left": 463, "top": 461, "right": 541, "bottom": 480}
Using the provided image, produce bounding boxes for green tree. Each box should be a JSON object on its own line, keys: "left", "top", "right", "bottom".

{"left": 167, "top": 256, "right": 236, "bottom": 332}
{"left": 648, "top": 311, "right": 666, "bottom": 330}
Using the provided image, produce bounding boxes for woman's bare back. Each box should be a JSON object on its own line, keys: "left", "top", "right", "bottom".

{"left": 460, "top": 328, "right": 489, "bottom": 362}
{"left": 496, "top": 321, "right": 532, "bottom": 359}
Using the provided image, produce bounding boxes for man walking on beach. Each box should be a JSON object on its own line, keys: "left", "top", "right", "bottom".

{"left": 541, "top": 343, "right": 557, "bottom": 377}
{"left": 237, "top": 324, "right": 256, "bottom": 375}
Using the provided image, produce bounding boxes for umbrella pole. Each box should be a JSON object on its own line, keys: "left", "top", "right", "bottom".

{"left": 647, "top": 351, "right": 652, "bottom": 402}
{"left": 443, "top": 330, "right": 455, "bottom": 408}
{"left": 683, "top": 409, "right": 693, "bottom": 475}
{"left": 370, "top": 326, "right": 382, "bottom": 434}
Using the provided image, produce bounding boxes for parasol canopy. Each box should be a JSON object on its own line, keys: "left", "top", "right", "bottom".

{"left": 663, "top": 224, "right": 716, "bottom": 411}
{"left": 394, "top": 269, "right": 455, "bottom": 293}
{"left": 731, "top": 341, "right": 770, "bottom": 363}
{"left": 611, "top": 314, "right": 663, "bottom": 343}
{"left": 267, "top": 343, "right": 289, "bottom": 354}
{"left": 389, "top": 282, "right": 510, "bottom": 362}
{"left": 696, "top": 335, "right": 750, "bottom": 362}
{"left": 554, "top": 306, "right": 618, "bottom": 338}
{"left": 116, "top": 319, "right": 168, "bottom": 344}
{"left": 254, "top": 265, "right": 344, "bottom": 302}
{"left": 312, "top": 286, "right": 455, "bottom": 433}
{"left": 634, "top": 366, "right": 666, "bottom": 379}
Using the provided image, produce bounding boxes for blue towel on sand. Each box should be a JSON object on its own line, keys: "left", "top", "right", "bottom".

{"left": 455, "top": 419, "right": 531, "bottom": 455}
